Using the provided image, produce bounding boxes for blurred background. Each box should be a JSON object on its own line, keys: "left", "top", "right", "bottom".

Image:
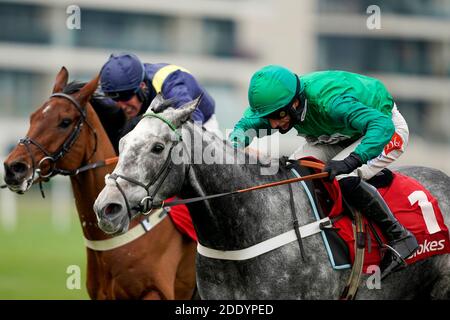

{"left": 0, "top": 0, "right": 449, "bottom": 299}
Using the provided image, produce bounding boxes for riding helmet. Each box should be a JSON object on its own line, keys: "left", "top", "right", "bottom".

{"left": 244, "top": 65, "right": 303, "bottom": 119}
{"left": 100, "top": 53, "right": 145, "bottom": 93}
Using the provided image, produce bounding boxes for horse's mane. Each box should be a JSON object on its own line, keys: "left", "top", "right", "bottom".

{"left": 138, "top": 94, "right": 275, "bottom": 166}
{"left": 62, "top": 81, "right": 126, "bottom": 153}
{"left": 62, "top": 81, "right": 111, "bottom": 106}
{"left": 155, "top": 96, "right": 241, "bottom": 151}
{"left": 62, "top": 81, "right": 85, "bottom": 95}
{"left": 151, "top": 97, "right": 177, "bottom": 113}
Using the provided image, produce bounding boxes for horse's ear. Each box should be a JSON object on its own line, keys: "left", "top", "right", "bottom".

{"left": 52, "top": 66, "right": 69, "bottom": 93}
{"left": 77, "top": 74, "right": 100, "bottom": 106}
{"left": 150, "top": 94, "right": 178, "bottom": 113}
{"left": 173, "top": 94, "right": 202, "bottom": 126}
{"left": 149, "top": 94, "right": 166, "bottom": 112}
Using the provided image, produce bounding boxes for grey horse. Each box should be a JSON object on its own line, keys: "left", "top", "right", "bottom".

{"left": 94, "top": 97, "right": 450, "bottom": 299}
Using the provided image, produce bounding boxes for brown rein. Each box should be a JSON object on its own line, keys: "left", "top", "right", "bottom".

{"left": 153, "top": 160, "right": 329, "bottom": 209}
{"left": 237, "top": 163, "right": 328, "bottom": 194}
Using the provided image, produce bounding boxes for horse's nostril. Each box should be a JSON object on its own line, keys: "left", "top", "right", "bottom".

{"left": 103, "top": 203, "right": 123, "bottom": 217}
{"left": 9, "top": 162, "right": 28, "bottom": 175}
{"left": 4, "top": 162, "right": 28, "bottom": 181}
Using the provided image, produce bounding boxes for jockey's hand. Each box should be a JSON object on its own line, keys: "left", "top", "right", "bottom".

{"left": 324, "top": 152, "right": 363, "bottom": 181}
{"left": 244, "top": 147, "right": 263, "bottom": 158}
{"left": 244, "top": 147, "right": 271, "bottom": 165}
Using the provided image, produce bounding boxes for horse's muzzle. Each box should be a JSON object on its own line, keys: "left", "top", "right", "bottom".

{"left": 3, "top": 161, "right": 32, "bottom": 193}
{"left": 96, "top": 207, "right": 130, "bottom": 235}
{"left": 94, "top": 195, "right": 130, "bottom": 235}
{"left": 98, "top": 218, "right": 129, "bottom": 235}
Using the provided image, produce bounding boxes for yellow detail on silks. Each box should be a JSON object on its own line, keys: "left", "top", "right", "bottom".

{"left": 152, "top": 65, "right": 191, "bottom": 93}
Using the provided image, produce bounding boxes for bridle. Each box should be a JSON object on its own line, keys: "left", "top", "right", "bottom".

{"left": 106, "top": 112, "right": 183, "bottom": 219}
{"left": 18, "top": 92, "right": 98, "bottom": 196}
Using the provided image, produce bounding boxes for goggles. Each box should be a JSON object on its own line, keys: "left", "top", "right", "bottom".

{"left": 105, "top": 88, "right": 139, "bottom": 102}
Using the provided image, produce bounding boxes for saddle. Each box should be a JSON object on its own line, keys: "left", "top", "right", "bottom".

{"left": 284, "top": 157, "right": 450, "bottom": 273}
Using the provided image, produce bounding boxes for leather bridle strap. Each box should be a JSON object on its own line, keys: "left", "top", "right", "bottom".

{"left": 142, "top": 112, "right": 182, "bottom": 140}
{"left": 18, "top": 136, "right": 40, "bottom": 194}
{"left": 285, "top": 169, "right": 307, "bottom": 261}
{"left": 105, "top": 111, "right": 183, "bottom": 218}
{"left": 52, "top": 92, "right": 84, "bottom": 114}
{"left": 55, "top": 156, "right": 118, "bottom": 176}
{"left": 108, "top": 173, "right": 134, "bottom": 220}
{"left": 106, "top": 144, "right": 177, "bottom": 218}
{"left": 50, "top": 93, "right": 99, "bottom": 166}
{"left": 16, "top": 93, "right": 99, "bottom": 196}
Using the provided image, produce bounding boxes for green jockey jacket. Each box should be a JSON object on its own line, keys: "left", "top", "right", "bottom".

{"left": 229, "top": 70, "right": 396, "bottom": 164}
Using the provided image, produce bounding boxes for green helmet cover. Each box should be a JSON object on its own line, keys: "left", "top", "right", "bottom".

{"left": 244, "top": 65, "right": 302, "bottom": 119}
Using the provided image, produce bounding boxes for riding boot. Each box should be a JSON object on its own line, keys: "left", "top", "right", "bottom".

{"left": 340, "top": 177, "right": 419, "bottom": 279}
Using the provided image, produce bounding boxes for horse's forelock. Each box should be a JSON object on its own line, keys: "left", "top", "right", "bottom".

{"left": 127, "top": 116, "right": 172, "bottom": 145}
{"left": 62, "top": 81, "right": 86, "bottom": 94}
{"left": 151, "top": 97, "right": 177, "bottom": 113}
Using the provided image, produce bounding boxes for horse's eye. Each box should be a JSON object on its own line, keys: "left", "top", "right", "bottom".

{"left": 151, "top": 143, "right": 165, "bottom": 154}
{"left": 59, "top": 118, "right": 72, "bottom": 129}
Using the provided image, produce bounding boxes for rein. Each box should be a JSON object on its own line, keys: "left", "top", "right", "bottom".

{"left": 57, "top": 156, "right": 118, "bottom": 176}
{"left": 155, "top": 165, "right": 328, "bottom": 209}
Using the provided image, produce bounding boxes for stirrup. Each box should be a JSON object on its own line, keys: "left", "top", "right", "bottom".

{"left": 379, "top": 244, "right": 408, "bottom": 280}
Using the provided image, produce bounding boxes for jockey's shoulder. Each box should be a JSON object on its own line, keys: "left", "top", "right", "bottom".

{"left": 143, "top": 63, "right": 170, "bottom": 79}
{"left": 143, "top": 63, "right": 193, "bottom": 80}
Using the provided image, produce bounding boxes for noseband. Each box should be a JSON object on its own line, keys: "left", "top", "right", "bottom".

{"left": 106, "top": 113, "right": 183, "bottom": 219}
{"left": 19, "top": 92, "right": 98, "bottom": 195}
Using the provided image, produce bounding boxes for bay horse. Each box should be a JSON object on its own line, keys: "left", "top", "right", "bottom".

{"left": 3, "top": 67, "right": 197, "bottom": 300}
{"left": 94, "top": 97, "right": 450, "bottom": 299}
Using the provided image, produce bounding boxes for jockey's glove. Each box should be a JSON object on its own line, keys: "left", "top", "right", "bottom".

{"left": 324, "top": 152, "right": 363, "bottom": 181}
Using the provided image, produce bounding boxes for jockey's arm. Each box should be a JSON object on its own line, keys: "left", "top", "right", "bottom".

{"left": 330, "top": 97, "right": 395, "bottom": 164}
{"left": 229, "top": 116, "right": 273, "bottom": 148}
{"left": 161, "top": 73, "right": 206, "bottom": 123}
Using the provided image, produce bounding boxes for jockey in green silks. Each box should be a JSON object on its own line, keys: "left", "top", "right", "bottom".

{"left": 229, "top": 65, "right": 419, "bottom": 278}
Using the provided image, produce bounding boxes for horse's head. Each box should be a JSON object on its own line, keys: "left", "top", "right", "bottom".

{"left": 94, "top": 95, "right": 198, "bottom": 235}
{"left": 3, "top": 67, "right": 99, "bottom": 193}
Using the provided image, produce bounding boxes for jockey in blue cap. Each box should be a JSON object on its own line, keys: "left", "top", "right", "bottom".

{"left": 99, "top": 53, "right": 220, "bottom": 136}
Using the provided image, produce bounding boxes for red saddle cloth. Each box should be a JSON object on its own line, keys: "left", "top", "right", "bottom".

{"left": 166, "top": 196, "right": 197, "bottom": 242}
{"left": 309, "top": 162, "right": 450, "bottom": 273}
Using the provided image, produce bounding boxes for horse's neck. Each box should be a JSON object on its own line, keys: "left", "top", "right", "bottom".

{"left": 182, "top": 123, "right": 313, "bottom": 247}
{"left": 70, "top": 103, "right": 116, "bottom": 241}
{"left": 184, "top": 122, "right": 287, "bottom": 192}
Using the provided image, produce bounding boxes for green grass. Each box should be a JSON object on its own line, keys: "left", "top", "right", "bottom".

{"left": 0, "top": 192, "right": 89, "bottom": 300}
